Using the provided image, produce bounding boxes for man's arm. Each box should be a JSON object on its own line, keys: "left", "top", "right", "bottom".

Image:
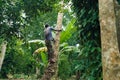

{"left": 51, "top": 27, "right": 62, "bottom": 32}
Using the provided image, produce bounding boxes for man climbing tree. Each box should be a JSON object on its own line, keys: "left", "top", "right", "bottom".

{"left": 44, "top": 24, "right": 62, "bottom": 63}
{"left": 41, "top": 13, "right": 63, "bottom": 80}
{"left": 41, "top": 1, "right": 64, "bottom": 79}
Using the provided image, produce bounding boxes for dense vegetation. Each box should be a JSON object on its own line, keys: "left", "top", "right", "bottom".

{"left": 72, "top": 0, "right": 102, "bottom": 79}
{"left": 0, "top": 0, "right": 102, "bottom": 80}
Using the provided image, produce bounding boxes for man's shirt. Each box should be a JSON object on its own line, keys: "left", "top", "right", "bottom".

{"left": 44, "top": 27, "right": 54, "bottom": 40}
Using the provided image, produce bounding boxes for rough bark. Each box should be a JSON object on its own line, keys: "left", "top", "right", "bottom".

{"left": 99, "top": 0, "right": 120, "bottom": 80}
{"left": 0, "top": 41, "right": 7, "bottom": 71}
{"left": 41, "top": 40, "right": 55, "bottom": 80}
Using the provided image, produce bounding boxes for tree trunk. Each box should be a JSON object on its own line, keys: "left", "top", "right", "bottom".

{"left": 41, "top": 2, "right": 63, "bottom": 80}
{"left": 99, "top": 0, "right": 120, "bottom": 79}
{"left": 52, "top": 12, "right": 63, "bottom": 80}
{"left": 0, "top": 41, "right": 7, "bottom": 71}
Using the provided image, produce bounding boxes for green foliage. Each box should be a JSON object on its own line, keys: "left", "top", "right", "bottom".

{"left": 0, "top": 0, "right": 23, "bottom": 40}
{"left": 22, "top": 0, "right": 58, "bottom": 18}
{"left": 58, "top": 43, "right": 80, "bottom": 80}
{"left": 72, "top": 0, "right": 102, "bottom": 80}
{"left": 58, "top": 53, "right": 71, "bottom": 80}
{"left": 0, "top": 37, "right": 36, "bottom": 78}
{"left": 0, "top": 0, "right": 102, "bottom": 80}
{"left": 0, "top": 38, "right": 47, "bottom": 79}
{"left": 0, "top": 0, "right": 59, "bottom": 41}
{"left": 12, "top": 74, "right": 36, "bottom": 79}
{"left": 60, "top": 18, "right": 77, "bottom": 43}
{"left": 21, "top": 11, "right": 58, "bottom": 41}
{"left": 0, "top": 0, "right": 61, "bottom": 77}
{"left": 40, "top": 52, "right": 48, "bottom": 65}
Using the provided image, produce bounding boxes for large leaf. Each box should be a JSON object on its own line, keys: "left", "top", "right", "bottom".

{"left": 60, "top": 18, "right": 77, "bottom": 43}
{"left": 40, "top": 52, "right": 48, "bottom": 66}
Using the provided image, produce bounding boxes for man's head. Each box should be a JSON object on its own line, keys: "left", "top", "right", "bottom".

{"left": 45, "top": 24, "right": 49, "bottom": 28}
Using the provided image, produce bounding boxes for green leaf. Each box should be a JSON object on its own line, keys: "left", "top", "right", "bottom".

{"left": 40, "top": 52, "right": 48, "bottom": 65}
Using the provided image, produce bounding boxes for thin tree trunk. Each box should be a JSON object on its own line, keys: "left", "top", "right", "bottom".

{"left": 52, "top": 12, "right": 63, "bottom": 80}
{"left": 0, "top": 41, "right": 7, "bottom": 71}
{"left": 41, "top": 1, "right": 63, "bottom": 80}
{"left": 99, "top": 0, "right": 120, "bottom": 79}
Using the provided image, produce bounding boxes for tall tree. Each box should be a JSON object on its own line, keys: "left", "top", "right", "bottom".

{"left": 53, "top": 12, "right": 63, "bottom": 80}
{"left": 99, "top": 0, "right": 120, "bottom": 79}
{"left": 41, "top": 1, "right": 64, "bottom": 80}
